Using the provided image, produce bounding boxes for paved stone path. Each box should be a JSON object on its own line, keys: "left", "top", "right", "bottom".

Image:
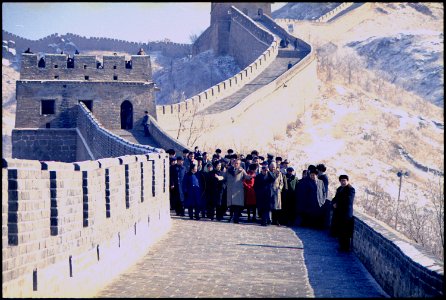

{"left": 96, "top": 212, "right": 388, "bottom": 298}
{"left": 112, "top": 129, "right": 161, "bottom": 149}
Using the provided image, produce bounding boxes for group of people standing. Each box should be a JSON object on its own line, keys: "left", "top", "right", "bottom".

{"left": 168, "top": 147, "right": 355, "bottom": 251}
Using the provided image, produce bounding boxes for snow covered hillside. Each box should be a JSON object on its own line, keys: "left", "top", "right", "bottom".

{"left": 151, "top": 50, "right": 241, "bottom": 105}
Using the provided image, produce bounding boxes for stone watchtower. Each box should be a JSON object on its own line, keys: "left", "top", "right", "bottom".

{"left": 198, "top": 2, "right": 271, "bottom": 55}
{"left": 15, "top": 50, "right": 157, "bottom": 131}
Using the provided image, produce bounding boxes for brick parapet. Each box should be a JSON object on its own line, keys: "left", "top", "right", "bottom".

{"left": 77, "top": 102, "right": 163, "bottom": 159}
{"left": 2, "top": 30, "right": 192, "bottom": 62}
{"left": 2, "top": 152, "right": 170, "bottom": 297}
{"left": 353, "top": 210, "right": 444, "bottom": 297}
{"left": 20, "top": 53, "right": 153, "bottom": 82}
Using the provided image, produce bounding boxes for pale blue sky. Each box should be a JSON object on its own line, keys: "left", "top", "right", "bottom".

{"left": 2, "top": 2, "right": 287, "bottom": 44}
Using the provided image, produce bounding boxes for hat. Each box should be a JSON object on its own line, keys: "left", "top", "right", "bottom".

{"left": 169, "top": 157, "right": 176, "bottom": 162}
{"left": 308, "top": 165, "right": 317, "bottom": 172}
{"left": 309, "top": 168, "right": 318, "bottom": 175}
{"left": 176, "top": 156, "right": 183, "bottom": 161}
{"left": 267, "top": 153, "right": 274, "bottom": 158}
{"left": 286, "top": 167, "right": 294, "bottom": 172}
{"left": 339, "top": 174, "right": 349, "bottom": 181}
{"left": 283, "top": 159, "right": 289, "bottom": 164}
{"left": 317, "top": 164, "right": 326, "bottom": 172}
{"left": 261, "top": 161, "right": 269, "bottom": 167}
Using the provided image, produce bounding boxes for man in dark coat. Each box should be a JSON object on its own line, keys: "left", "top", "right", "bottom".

{"left": 331, "top": 174, "right": 355, "bottom": 251}
{"left": 282, "top": 167, "right": 298, "bottom": 226}
{"left": 296, "top": 168, "right": 326, "bottom": 228}
{"left": 254, "top": 163, "right": 275, "bottom": 226}
{"left": 182, "top": 164, "right": 205, "bottom": 220}
{"left": 208, "top": 160, "right": 226, "bottom": 221}
{"left": 170, "top": 156, "right": 186, "bottom": 216}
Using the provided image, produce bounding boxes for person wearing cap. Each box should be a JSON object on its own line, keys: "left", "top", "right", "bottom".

{"left": 183, "top": 151, "right": 195, "bottom": 173}
{"left": 254, "top": 162, "right": 275, "bottom": 226}
{"left": 171, "top": 156, "right": 186, "bottom": 216}
{"left": 280, "top": 159, "right": 289, "bottom": 175}
{"left": 331, "top": 174, "right": 355, "bottom": 251}
{"left": 182, "top": 148, "right": 190, "bottom": 161}
{"left": 224, "top": 158, "right": 252, "bottom": 224}
{"left": 282, "top": 167, "right": 298, "bottom": 226}
{"left": 266, "top": 153, "right": 275, "bottom": 166}
{"left": 296, "top": 167, "right": 326, "bottom": 228}
{"left": 194, "top": 145, "right": 202, "bottom": 158}
{"left": 225, "top": 149, "right": 234, "bottom": 159}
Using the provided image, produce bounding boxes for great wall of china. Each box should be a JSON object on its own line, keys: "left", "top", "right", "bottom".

{"left": 2, "top": 3, "right": 443, "bottom": 297}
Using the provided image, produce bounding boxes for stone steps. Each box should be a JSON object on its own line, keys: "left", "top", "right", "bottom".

{"left": 111, "top": 129, "right": 161, "bottom": 148}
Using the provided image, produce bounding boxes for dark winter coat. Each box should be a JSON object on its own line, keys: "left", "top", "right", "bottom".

{"left": 170, "top": 164, "right": 186, "bottom": 203}
{"left": 182, "top": 171, "right": 206, "bottom": 208}
{"left": 208, "top": 169, "right": 226, "bottom": 206}
{"left": 331, "top": 184, "right": 355, "bottom": 238}
{"left": 254, "top": 171, "right": 275, "bottom": 210}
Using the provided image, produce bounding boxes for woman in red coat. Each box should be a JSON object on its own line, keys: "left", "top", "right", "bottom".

{"left": 243, "top": 164, "right": 258, "bottom": 222}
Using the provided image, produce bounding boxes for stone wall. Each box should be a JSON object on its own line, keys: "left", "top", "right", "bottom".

{"left": 156, "top": 7, "right": 279, "bottom": 130}
{"left": 76, "top": 103, "right": 162, "bottom": 159}
{"left": 11, "top": 129, "right": 78, "bottom": 162}
{"left": 147, "top": 115, "right": 190, "bottom": 155}
{"left": 274, "top": 3, "right": 374, "bottom": 46}
{"left": 20, "top": 53, "right": 152, "bottom": 82}
{"left": 15, "top": 80, "right": 156, "bottom": 130}
{"left": 353, "top": 211, "right": 444, "bottom": 297}
{"left": 228, "top": 6, "right": 274, "bottom": 68}
{"left": 2, "top": 30, "right": 192, "bottom": 60}
{"left": 2, "top": 153, "right": 171, "bottom": 297}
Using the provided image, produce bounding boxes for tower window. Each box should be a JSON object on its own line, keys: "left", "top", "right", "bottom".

{"left": 54, "top": 75, "right": 59, "bottom": 79}
{"left": 41, "top": 100, "right": 55, "bottom": 115}
{"left": 113, "top": 66, "right": 117, "bottom": 69}
{"left": 54, "top": 65, "right": 58, "bottom": 69}
{"left": 113, "top": 75, "right": 118, "bottom": 80}
{"left": 85, "top": 76, "right": 89, "bottom": 80}
{"left": 84, "top": 65, "right": 87, "bottom": 69}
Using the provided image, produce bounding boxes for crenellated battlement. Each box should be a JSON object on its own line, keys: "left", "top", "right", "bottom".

{"left": 20, "top": 53, "right": 152, "bottom": 82}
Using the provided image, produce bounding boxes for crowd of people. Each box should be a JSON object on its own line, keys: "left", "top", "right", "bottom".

{"left": 168, "top": 146, "right": 355, "bottom": 252}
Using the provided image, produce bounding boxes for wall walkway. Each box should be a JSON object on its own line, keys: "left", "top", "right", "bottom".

{"left": 96, "top": 213, "right": 388, "bottom": 297}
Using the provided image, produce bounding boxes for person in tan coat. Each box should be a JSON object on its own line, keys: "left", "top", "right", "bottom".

{"left": 225, "top": 159, "right": 251, "bottom": 223}
{"left": 269, "top": 162, "right": 284, "bottom": 225}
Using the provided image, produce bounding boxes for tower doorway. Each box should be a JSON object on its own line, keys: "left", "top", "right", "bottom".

{"left": 120, "top": 100, "right": 133, "bottom": 129}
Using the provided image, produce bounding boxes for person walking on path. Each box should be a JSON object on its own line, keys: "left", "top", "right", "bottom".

{"left": 225, "top": 159, "right": 251, "bottom": 223}
{"left": 331, "top": 174, "right": 355, "bottom": 251}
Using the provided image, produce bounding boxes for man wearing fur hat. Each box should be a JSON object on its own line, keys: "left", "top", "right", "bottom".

{"left": 331, "top": 175, "right": 355, "bottom": 251}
